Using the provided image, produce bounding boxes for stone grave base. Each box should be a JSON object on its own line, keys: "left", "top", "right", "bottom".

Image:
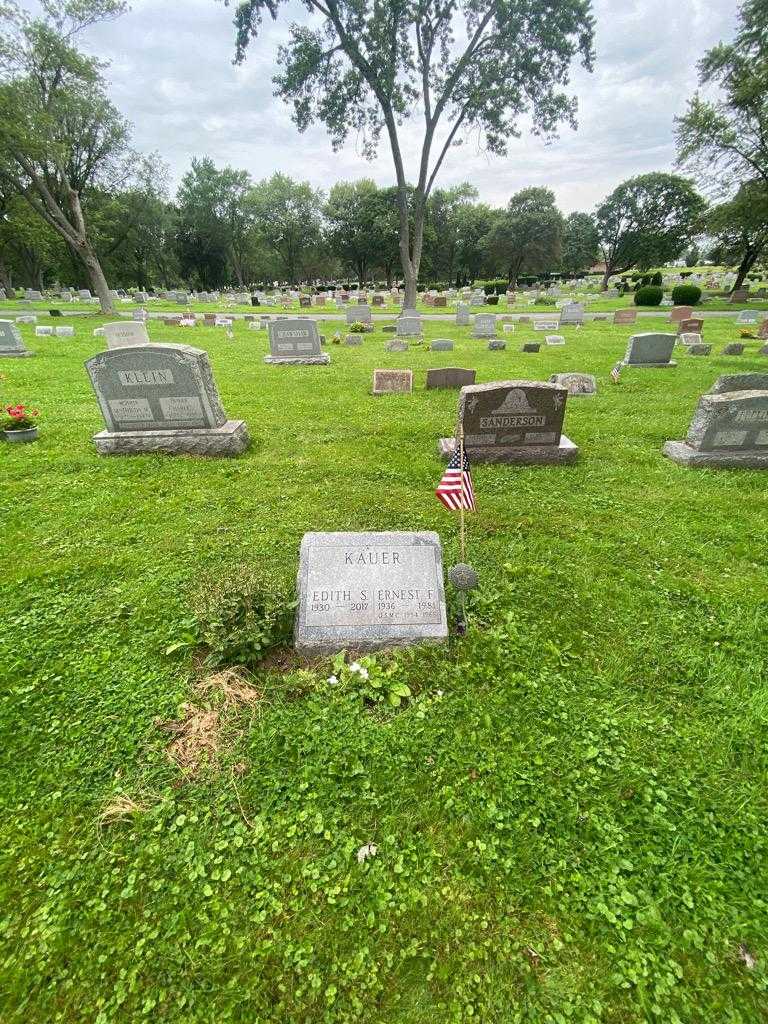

{"left": 439, "top": 435, "right": 578, "bottom": 465}
{"left": 662, "top": 440, "right": 768, "bottom": 469}
{"left": 623, "top": 360, "right": 677, "bottom": 369}
{"left": 263, "top": 354, "right": 330, "bottom": 365}
{"left": 0, "top": 351, "right": 34, "bottom": 358}
{"left": 92, "top": 420, "right": 250, "bottom": 456}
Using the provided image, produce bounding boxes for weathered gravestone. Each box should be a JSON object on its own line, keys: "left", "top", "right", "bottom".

{"left": 294, "top": 531, "right": 448, "bottom": 655}
{"left": 265, "top": 319, "right": 330, "bottom": 364}
{"left": 455, "top": 305, "right": 470, "bottom": 326}
{"left": 546, "top": 335, "right": 565, "bottom": 346}
{"left": 678, "top": 318, "right": 704, "bottom": 335}
{"left": 85, "top": 344, "right": 250, "bottom": 456}
{"left": 472, "top": 314, "right": 496, "bottom": 339}
{"left": 559, "top": 303, "right": 585, "bottom": 326}
{"left": 669, "top": 306, "right": 693, "bottom": 323}
{"left": 679, "top": 333, "right": 702, "bottom": 347}
{"left": 55, "top": 326, "right": 74, "bottom": 337}
{"left": 425, "top": 367, "right": 476, "bottom": 390}
{"left": 431, "top": 339, "right": 453, "bottom": 351}
{"left": 347, "top": 304, "right": 372, "bottom": 325}
{"left": 344, "top": 335, "right": 363, "bottom": 346}
{"left": 550, "top": 372, "right": 597, "bottom": 397}
{"left": 372, "top": 369, "right": 413, "bottom": 395}
{"left": 433, "top": 295, "right": 447, "bottom": 307}
{"left": 488, "top": 340, "right": 506, "bottom": 351}
{"left": 613, "top": 309, "right": 637, "bottom": 325}
{"left": 299, "top": 295, "right": 312, "bottom": 308}
{"left": 730, "top": 289, "right": 749, "bottom": 304}
{"left": 534, "top": 318, "right": 560, "bottom": 332}
{"left": 396, "top": 316, "right": 422, "bottom": 338}
{"left": 711, "top": 373, "right": 768, "bottom": 394}
{"left": 438, "top": 380, "right": 578, "bottom": 464}
{"left": 0, "top": 320, "right": 32, "bottom": 357}
{"left": 35, "top": 326, "right": 54, "bottom": 336}
{"left": 758, "top": 320, "right": 768, "bottom": 340}
{"left": 623, "top": 333, "right": 677, "bottom": 367}
{"left": 522, "top": 342, "right": 541, "bottom": 353}
{"left": 386, "top": 340, "right": 408, "bottom": 352}
{"left": 723, "top": 343, "right": 745, "bottom": 356}
{"left": 103, "top": 321, "right": 150, "bottom": 349}
{"left": 663, "top": 389, "right": 768, "bottom": 468}
{"left": 687, "top": 344, "right": 712, "bottom": 356}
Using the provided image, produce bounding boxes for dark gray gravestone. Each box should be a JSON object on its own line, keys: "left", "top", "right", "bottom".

{"left": 664, "top": 389, "right": 768, "bottom": 468}
{"left": 439, "top": 380, "right": 578, "bottom": 464}
{"left": 0, "top": 319, "right": 33, "bottom": 358}
{"left": 431, "top": 339, "right": 454, "bottom": 351}
{"left": 550, "top": 372, "right": 597, "bottom": 397}
{"left": 382, "top": 325, "right": 396, "bottom": 334}
{"left": 372, "top": 369, "right": 413, "bottom": 395}
{"left": 295, "top": 531, "right": 448, "bottom": 655}
{"left": 623, "top": 333, "right": 677, "bottom": 367}
{"left": 488, "top": 340, "right": 506, "bottom": 351}
{"left": 425, "top": 368, "right": 476, "bottom": 390}
{"left": 722, "top": 343, "right": 745, "bottom": 356}
{"left": 266, "top": 319, "right": 330, "bottom": 364}
{"left": 522, "top": 343, "right": 541, "bottom": 353}
{"left": 472, "top": 314, "right": 496, "bottom": 339}
{"left": 687, "top": 344, "right": 712, "bottom": 356}
{"left": 85, "top": 344, "right": 249, "bottom": 456}
{"left": 711, "top": 373, "right": 768, "bottom": 394}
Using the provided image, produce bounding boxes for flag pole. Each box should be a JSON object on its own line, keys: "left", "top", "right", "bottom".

{"left": 459, "top": 422, "right": 466, "bottom": 562}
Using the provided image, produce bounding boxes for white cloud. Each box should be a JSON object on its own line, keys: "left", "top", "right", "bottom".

{"left": 79, "top": 0, "right": 739, "bottom": 213}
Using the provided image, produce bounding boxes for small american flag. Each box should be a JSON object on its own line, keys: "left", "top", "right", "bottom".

{"left": 610, "top": 362, "right": 622, "bottom": 383}
{"left": 436, "top": 446, "right": 476, "bottom": 512}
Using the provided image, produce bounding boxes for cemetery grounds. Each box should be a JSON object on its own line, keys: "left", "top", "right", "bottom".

{"left": 0, "top": 309, "right": 766, "bottom": 1023}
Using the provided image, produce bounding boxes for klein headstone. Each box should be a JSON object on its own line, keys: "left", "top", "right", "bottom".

{"left": 550, "top": 372, "right": 597, "bottom": 397}
{"left": 372, "top": 369, "right": 413, "bottom": 395}
{"left": 664, "top": 389, "right": 768, "bottom": 468}
{"left": 265, "top": 319, "right": 330, "bottom": 364}
{"left": 438, "top": 380, "right": 578, "bottom": 464}
{"left": 623, "top": 333, "right": 677, "bottom": 368}
{"left": 85, "top": 343, "right": 249, "bottom": 455}
{"left": 104, "top": 321, "right": 150, "bottom": 349}
{"left": 425, "top": 367, "right": 476, "bottom": 390}
{"left": 294, "top": 531, "right": 448, "bottom": 655}
{"left": 0, "top": 320, "right": 32, "bottom": 357}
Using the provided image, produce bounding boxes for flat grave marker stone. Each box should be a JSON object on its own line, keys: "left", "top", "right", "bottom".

{"left": 295, "top": 531, "right": 448, "bottom": 655}
{"left": 425, "top": 368, "right": 476, "bottom": 390}
{"left": 550, "top": 372, "right": 597, "bottom": 397}
{"left": 372, "top": 369, "right": 413, "bottom": 395}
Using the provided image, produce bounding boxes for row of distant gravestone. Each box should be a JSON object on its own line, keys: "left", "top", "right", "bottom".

{"left": 2, "top": 315, "right": 767, "bottom": 471}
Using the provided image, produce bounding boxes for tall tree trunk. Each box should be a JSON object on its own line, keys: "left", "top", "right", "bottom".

{"left": 732, "top": 245, "right": 759, "bottom": 292}
{"left": 81, "top": 243, "right": 114, "bottom": 312}
{"left": 601, "top": 267, "right": 612, "bottom": 290}
{"left": 0, "top": 255, "right": 14, "bottom": 296}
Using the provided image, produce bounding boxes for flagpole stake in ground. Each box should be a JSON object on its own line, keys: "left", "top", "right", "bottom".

{"left": 448, "top": 562, "right": 479, "bottom": 635}
{"left": 436, "top": 422, "right": 478, "bottom": 634}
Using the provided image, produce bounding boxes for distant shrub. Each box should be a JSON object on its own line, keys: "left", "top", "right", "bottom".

{"left": 634, "top": 285, "right": 664, "bottom": 306}
{"left": 671, "top": 284, "right": 702, "bottom": 306}
{"left": 534, "top": 295, "right": 550, "bottom": 306}
{"left": 486, "top": 295, "right": 499, "bottom": 305}
{"left": 650, "top": 272, "right": 663, "bottom": 286}
{"left": 348, "top": 321, "right": 367, "bottom": 333}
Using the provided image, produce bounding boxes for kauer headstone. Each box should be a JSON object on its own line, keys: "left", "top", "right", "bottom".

{"left": 623, "top": 333, "right": 677, "bottom": 367}
{"left": 295, "top": 531, "right": 448, "bottom": 654}
{"left": 663, "top": 388, "right": 768, "bottom": 468}
{"left": 265, "top": 319, "right": 330, "bottom": 364}
{"left": 85, "top": 343, "right": 249, "bottom": 455}
{"left": 439, "top": 380, "right": 578, "bottom": 464}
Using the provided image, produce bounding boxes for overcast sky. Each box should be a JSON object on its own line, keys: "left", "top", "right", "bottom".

{"left": 78, "top": 0, "right": 737, "bottom": 213}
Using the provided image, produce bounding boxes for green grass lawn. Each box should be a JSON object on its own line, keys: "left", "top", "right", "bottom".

{"left": 1, "top": 315, "right": 767, "bottom": 1023}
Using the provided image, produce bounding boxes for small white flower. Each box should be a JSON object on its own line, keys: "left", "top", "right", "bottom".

{"left": 436, "top": 689, "right": 444, "bottom": 697}
{"left": 356, "top": 842, "right": 378, "bottom": 864}
{"left": 327, "top": 674, "right": 338, "bottom": 686}
{"left": 349, "top": 661, "right": 362, "bottom": 674}
{"left": 358, "top": 667, "right": 369, "bottom": 680}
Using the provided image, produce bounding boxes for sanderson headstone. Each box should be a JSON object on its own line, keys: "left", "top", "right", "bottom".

{"left": 425, "top": 367, "right": 476, "bottom": 390}
{"left": 663, "top": 389, "right": 768, "bottom": 468}
{"left": 104, "top": 321, "right": 150, "bottom": 349}
{"left": 295, "top": 531, "right": 448, "bottom": 654}
{"left": 372, "top": 369, "right": 413, "bottom": 395}
{"left": 0, "top": 320, "right": 32, "bottom": 358}
{"left": 623, "top": 333, "right": 677, "bottom": 368}
{"left": 550, "top": 372, "right": 597, "bottom": 397}
{"left": 265, "top": 319, "right": 330, "bottom": 364}
{"left": 85, "top": 343, "right": 249, "bottom": 456}
{"left": 439, "top": 380, "right": 578, "bottom": 464}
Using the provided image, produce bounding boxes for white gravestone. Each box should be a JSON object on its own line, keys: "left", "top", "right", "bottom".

{"left": 104, "top": 321, "right": 150, "bottom": 349}
{"left": 0, "top": 320, "right": 33, "bottom": 357}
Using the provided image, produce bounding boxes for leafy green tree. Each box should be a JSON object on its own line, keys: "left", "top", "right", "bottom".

{"left": 0, "top": 185, "right": 67, "bottom": 293}
{"left": 561, "top": 211, "right": 599, "bottom": 275}
{"left": 325, "top": 179, "right": 390, "bottom": 284}
{"left": 227, "top": 0, "right": 595, "bottom": 307}
{"left": 0, "top": 1, "right": 131, "bottom": 311}
{"left": 676, "top": 0, "right": 768, "bottom": 197}
{"left": 247, "top": 173, "right": 324, "bottom": 284}
{"left": 594, "top": 173, "right": 706, "bottom": 289}
{"left": 481, "top": 187, "right": 564, "bottom": 286}
{"left": 176, "top": 158, "right": 235, "bottom": 288}
{"left": 705, "top": 181, "right": 768, "bottom": 291}
{"left": 423, "top": 184, "right": 495, "bottom": 286}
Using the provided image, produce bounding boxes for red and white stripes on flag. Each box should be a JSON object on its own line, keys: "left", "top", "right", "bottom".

{"left": 436, "top": 446, "right": 476, "bottom": 512}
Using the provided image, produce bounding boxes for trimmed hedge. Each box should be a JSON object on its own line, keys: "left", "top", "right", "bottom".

{"left": 671, "top": 284, "right": 702, "bottom": 306}
{"left": 634, "top": 285, "right": 664, "bottom": 307}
